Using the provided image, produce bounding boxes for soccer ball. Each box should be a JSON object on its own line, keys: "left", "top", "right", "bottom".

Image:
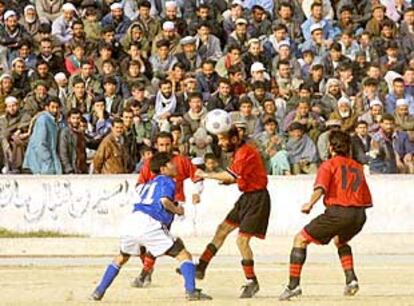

{"left": 205, "top": 109, "right": 232, "bottom": 135}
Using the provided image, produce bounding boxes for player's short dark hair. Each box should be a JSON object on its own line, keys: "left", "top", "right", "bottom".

{"left": 156, "top": 131, "right": 173, "bottom": 143}
{"left": 329, "top": 130, "right": 351, "bottom": 157}
{"left": 150, "top": 152, "right": 172, "bottom": 174}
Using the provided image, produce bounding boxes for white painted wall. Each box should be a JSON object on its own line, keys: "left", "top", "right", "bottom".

{"left": 0, "top": 175, "right": 413, "bottom": 237}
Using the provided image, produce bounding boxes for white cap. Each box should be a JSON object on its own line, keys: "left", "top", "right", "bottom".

{"left": 232, "top": 0, "right": 244, "bottom": 7}
{"left": 191, "top": 157, "right": 204, "bottom": 166}
{"left": 11, "top": 57, "right": 24, "bottom": 67}
{"left": 24, "top": 5, "right": 35, "bottom": 14}
{"left": 0, "top": 73, "right": 12, "bottom": 81}
{"left": 4, "top": 10, "right": 17, "bottom": 20}
{"left": 180, "top": 36, "right": 196, "bottom": 45}
{"left": 62, "top": 3, "right": 77, "bottom": 11}
{"left": 165, "top": 1, "right": 177, "bottom": 9}
{"left": 337, "top": 96, "right": 351, "bottom": 106}
{"left": 251, "top": 62, "right": 265, "bottom": 73}
{"left": 247, "top": 38, "right": 260, "bottom": 46}
{"left": 278, "top": 40, "right": 290, "bottom": 49}
{"left": 370, "top": 99, "right": 383, "bottom": 108}
{"left": 235, "top": 18, "right": 248, "bottom": 25}
{"left": 5, "top": 96, "right": 18, "bottom": 105}
{"left": 163, "top": 21, "right": 175, "bottom": 31}
{"left": 54, "top": 72, "right": 67, "bottom": 82}
{"left": 310, "top": 23, "right": 323, "bottom": 33}
{"left": 110, "top": 2, "right": 123, "bottom": 10}
{"left": 396, "top": 98, "right": 409, "bottom": 107}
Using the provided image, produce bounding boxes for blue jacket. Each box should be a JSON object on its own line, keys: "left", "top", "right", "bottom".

{"left": 23, "top": 111, "right": 62, "bottom": 174}
{"left": 101, "top": 13, "right": 131, "bottom": 41}
{"left": 301, "top": 17, "right": 335, "bottom": 41}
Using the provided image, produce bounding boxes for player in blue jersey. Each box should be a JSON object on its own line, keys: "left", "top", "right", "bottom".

{"left": 90, "top": 152, "right": 212, "bottom": 301}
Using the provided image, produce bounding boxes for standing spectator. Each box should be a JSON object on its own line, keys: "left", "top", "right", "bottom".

{"left": 122, "top": 107, "right": 138, "bottom": 172}
{"left": 85, "top": 96, "right": 112, "bottom": 150}
{"left": 58, "top": 108, "right": 87, "bottom": 174}
{"left": 286, "top": 122, "right": 318, "bottom": 174}
{"left": 0, "top": 96, "right": 31, "bottom": 173}
{"left": 65, "top": 76, "right": 93, "bottom": 115}
{"left": 23, "top": 98, "right": 62, "bottom": 174}
{"left": 395, "top": 99, "right": 414, "bottom": 131}
{"left": 93, "top": 118, "right": 129, "bottom": 174}
{"left": 195, "top": 22, "right": 222, "bottom": 62}
{"left": 152, "top": 79, "right": 177, "bottom": 132}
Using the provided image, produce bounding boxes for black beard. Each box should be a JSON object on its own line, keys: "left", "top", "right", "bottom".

{"left": 162, "top": 92, "right": 172, "bottom": 99}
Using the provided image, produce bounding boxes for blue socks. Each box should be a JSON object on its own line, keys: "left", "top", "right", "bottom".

{"left": 180, "top": 260, "right": 196, "bottom": 293}
{"left": 96, "top": 263, "right": 120, "bottom": 294}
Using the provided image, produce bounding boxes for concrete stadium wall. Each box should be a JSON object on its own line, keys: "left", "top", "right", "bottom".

{"left": 0, "top": 175, "right": 413, "bottom": 237}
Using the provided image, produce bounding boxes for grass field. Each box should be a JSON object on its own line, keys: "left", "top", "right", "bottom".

{"left": 1, "top": 235, "right": 413, "bottom": 305}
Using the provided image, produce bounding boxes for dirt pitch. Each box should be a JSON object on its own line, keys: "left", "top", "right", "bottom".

{"left": 1, "top": 235, "right": 413, "bottom": 306}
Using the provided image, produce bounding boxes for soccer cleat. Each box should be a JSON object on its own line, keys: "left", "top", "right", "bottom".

{"left": 195, "top": 264, "right": 206, "bottom": 280}
{"left": 344, "top": 280, "right": 359, "bottom": 296}
{"left": 131, "top": 269, "right": 153, "bottom": 288}
{"left": 186, "top": 289, "right": 213, "bottom": 301}
{"left": 279, "top": 286, "right": 302, "bottom": 301}
{"left": 240, "top": 280, "right": 260, "bottom": 298}
{"left": 89, "top": 289, "right": 104, "bottom": 301}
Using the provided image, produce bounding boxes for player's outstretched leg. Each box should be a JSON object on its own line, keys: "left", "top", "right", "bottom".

{"left": 131, "top": 252, "right": 155, "bottom": 288}
{"left": 91, "top": 253, "right": 130, "bottom": 301}
{"left": 237, "top": 235, "right": 260, "bottom": 298}
{"left": 196, "top": 222, "right": 236, "bottom": 279}
{"left": 171, "top": 239, "right": 212, "bottom": 301}
{"left": 279, "top": 233, "right": 308, "bottom": 301}
{"left": 336, "top": 241, "right": 359, "bottom": 296}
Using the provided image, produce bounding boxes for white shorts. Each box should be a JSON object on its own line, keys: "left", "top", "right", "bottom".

{"left": 119, "top": 211, "right": 175, "bottom": 257}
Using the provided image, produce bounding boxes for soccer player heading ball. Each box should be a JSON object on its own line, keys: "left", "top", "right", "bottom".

{"left": 279, "top": 130, "right": 373, "bottom": 301}
{"left": 90, "top": 152, "right": 211, "bottom": 301}
{"left": 191, "top": 125, "right": 271, "bottom": 298}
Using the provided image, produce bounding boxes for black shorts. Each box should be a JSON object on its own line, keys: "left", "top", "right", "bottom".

{"left": 225, "top": 189, "right": 271, "bottom": 239}
{"left": 302, "top": 206, "right": 367, "bottom": 245}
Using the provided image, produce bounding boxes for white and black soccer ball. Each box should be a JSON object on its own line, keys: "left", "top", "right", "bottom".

{"left": 205, "top": 109, "right": 232, "bottom": 135}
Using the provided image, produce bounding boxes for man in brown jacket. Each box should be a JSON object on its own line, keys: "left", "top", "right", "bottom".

{"left": 93, "top": 118, "right": 129, "bottom": 174}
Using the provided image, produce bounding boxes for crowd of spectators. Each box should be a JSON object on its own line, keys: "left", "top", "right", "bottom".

{"left": 0, "top": 0, "right": 413, "bottom": 175}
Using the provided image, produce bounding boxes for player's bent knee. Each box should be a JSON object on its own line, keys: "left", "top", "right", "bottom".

{"left": 165, "top": 237, "right": 186, "bottom": 258}
{"left": 175, "top": 248, "right": 192, "bottom": 262}
{"left": 293, "top": 233, "right": 308, "bottom": 248}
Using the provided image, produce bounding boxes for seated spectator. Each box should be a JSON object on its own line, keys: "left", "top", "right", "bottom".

{"left": 230, "top": 97, "right": 259, "bottom": 138}
{"left": 23, "top": 81, "right": 50, "bottom": 117}
{"left": 94, "top": 43, "right": 115, "bottom": 75}
{"left": 29, "top": 60, "right": 58, "bottom": 95}
{"left": 152, "top": 79, "right": 177, "bottom": 132}
{"left": 11, "top": 58, "right": 31, "bottom": 98}
{"left": 206, "top": 78, "right": 239, "bottom": 112}
{"left": 395, "top": 99, "right": 414, "bottom": 131}
{"left": 175, "top": 36, "right": 202, "bottom": 73}
{"left": 318, "top": 78, "right": 343, "bottom": 119}
{"left": 204, "top": 152, "right": 222, "bottom": 173}
{"left": 152, "top": 21, "right": 181, "bottom": 56}
{"left": 0, "top": 96, "right": 31, "bottom": 173}
{"left": 300, "top": 23, "right": 329, "bottom": 58}
{"left": 351, "top": 120, "right": 372, "bottom": 165}
{"left": 135, "top": 145, "right": 154, "bottom": 173}
{"left": 133, "top": 0, "right": 160, "bottom": 43}
{"left": 149, "top": 39, "right": 177, "bottom": 87}
{"left": 286, "top": 122, "right": 318, "bottom": 175}
{"left": 323, "top": 41, "right": 351, "bottom": 78}
{"left": 51, "top": 3, "right": 77, "bottom": 45}
{"left": 171, "top": 124, "right": 187, "bottom": 155}
{"left": 195, "top": 22, "right": 222, "bottom": 62}
{"left": 249, "top": 61, "right": 271, "bottom": 91}
{"left": 379, "top": 41, "right": 406, "bottom": 75}
{"left": 65, "top": 43, "right": 88, "bottom": 76}
{"left": 84, "top": 96, "right": 112, "bottom": 150}
{"left": 36, "top": 38, "right": 65, "bottom": 75}
{"left": 272, "top": 40, "right": 302, "bottom": 79}
{"left": 393, "top": 129, "right": 414, "bottom": 174}
{"left": 264, "top": 23, "right": 294, "bottom": 59}
{"left": 243, "top": 38, "right": 271, "bottom": 78}
{"left": 65, "top": 76, "right": 93, "bottom": 115}
{"left": 68, "top": 60, "right": 102, "bottom": 97}
{"left": 216, "top": 44, "right": 243, "bottom": 78}
{"left": 130, "top": 100, "right": 154, "bottom": 150}
{"left": 283, "top": 100, "right": 323, "bottom": 142}
{"left": 23, "top": 97, "right": 62, "bottom": 174}
{"left": 121, "top": 23, "right": 150, "bottom": 59}
{"left": 247, "top": 81, "right": 273, "bottom": 116}
{"left": 385, "top": 77, "right": 414, "bottom": 115}
{"left": 182, "top": 92, "right": 207, "bottom": 142}
{"left": 317, "top": 119, "right": 342, "bottom": 162}
{"left": 329, "top": 96, "right": 358, "bottom": 133}
{"left": 93, "top": 118, "right": 129, "bottom": 174}
{"left": 254, "top": 116, "right": 290, "bottom": 175}
{"left": 370, "top": 113, "right": 398, "bottom": 174}
{"left": 0, "top": 74, "right": 21, "bottom": 114}
{"left": 339, "top": 30, "right": 360, "bottom": 61}
{"left": 228, "top": 65, "right": 247, "bottom": 96}
{"left": 358, "top": 99, "right": 383, "bottom": 135}
{"left": 101, "top": 3, "right": 131, "bottom": 42}
{"left": 275, "top": 59, "right": 302, "bottom": 102}
{"left": 254, "top": 98, "right": 281, "bottom": 135}
{"left": 83, "top": 6, "right": 102, "bottom": 43}
{"left": 196, "top": 59, "right": 220, "bottom": 101}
